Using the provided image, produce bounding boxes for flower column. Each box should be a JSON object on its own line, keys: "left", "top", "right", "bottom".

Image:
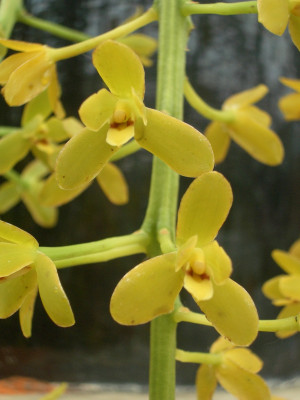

{"left": 142, "top": 0, "right": 191, "bottom": 398}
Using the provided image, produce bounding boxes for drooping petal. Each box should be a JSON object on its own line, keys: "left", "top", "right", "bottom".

{"left": 280, "top": 77, "right": 300, "bottom": 93}
{"left": 3, "top": 52, "right": 53, "bottom": 106}
{"left": 276, "top": 303, "right": 300, "bottom": 338}
{"left": 278, "top": 93, "right": 300, "bottom": 120}
{"left": 35, "top": 253, "right": 75, "bottom": 327}
{"left": 93, "top": 40, "right": 145, "bottom": 99}
{"left": 0, "top": 52, "right": 37, "bottom": 84}
{"left": 197, "top": 279, "right": 259, "bottom": 346}
{"left": 21, "top": 90, "right": 52, "bottom": 126}
{"left": 262, "top": 275, "right": 285, "bottom": 300}
{"left": 0, "top": 269, "right": 37, "bottom": 318}
{"left": 19, "top": 287, "right": 38, "bottom": 338}
{"left": 110, "top": 253, "right": 185, "bottom": 325}
{"left": 0, "top": 243, "right": 36, "bottom": 277}
{"left": 216, "top": 359, "right": 271, "bottom": 400}
{"left": 22, "top": 183, "right": 58, "bottom": 228}
{"left": 0, "top": 39, "right": 45, "bottom": 52}
{"left": 56, "top": 125, "right": 118, "bottom": 190}
{"left": 272, "top": 249, "right": 300, "bottom": 274}
{"left": 0, "top": 220, "right": 38, "bottom": 247}
{"left": 46, "top": 117, "right": 71, "bottom": 142}
{"left": 257, "top": 0, "right": 289, "bottom": 36}
{"left": 79, "top": 89, "right": 117, "bottom": 131}
{"left": 47, "top": 65, "right": 65, "bottom": 119}
{"left": 40, "top": 173, "right": 89, "bottom": 207}
{"left": 205, "top": 121, "right": 231, "bottom": 164}
{"left": 196, "top": 364, "right": 217, "bottom": 400}
{"left": 279, "top": 275, "right": 300, "bottom": 301}
{"left": 211, "top": 336, "right": 234, "bottom": 353}
{"left": 227, "top": 110, "right": 284, "bottom": 166}
{"left": 223, "top": 84, "right": 268, "bottom": 109}
{"left": 136, "top": 108, "right": 214, "bottom": 178}
{"left": 96, "top": 163, "right": 128, "bottom": 205}
{"left": 176, "top": 172, "right": 232, "bottom": 247}
{"left": 225, "top": 348, "right": 263, "bottom": 374}
{"left": 0, "top": 131, "right": 31, "bottom": 174}
{"left": 0, "top": 181, "right": 21, "bottom": 213}
{"left": 106, "top": 124, "right": 135, "bottom": 146}
{"left": 202, "top": 241, "right": 232, "bottom": 285}
{"left": 184, "top": 273, "right": 213, "bottom": 301}
{"left": 289, "top": 14, "right": 300, "bottom": 51}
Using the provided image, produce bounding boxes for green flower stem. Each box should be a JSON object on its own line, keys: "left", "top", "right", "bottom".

{"left": 4, "top": 169, "right": 28, "bottom": 189}
{"left": 174, "top": 308, "right": 300, "bottom": 333}
{"left": 49, "top": 8, "right": 157, "bottom": 62}
{"left": 0, "top": 126, "right": 18, "bottom": 136}
{"left": 110, "top": 140, "right": 141, "bottom": 162}
{"left": 0, "top": 0, "right": 23, "bottom": 40}
{"left": 176, "top": 349, "right": 222, "bottom": 365}
{"left": 53, "top": 244, "right": 146, "bottom": 269}
{"left": 181, "top": 1, "right": 257, "bottom": 16}
{"left": 40, "top": 230, "right": 149, "bottom": 262}
{"left": 184, "top": 78, "right": 235, "bottom": 123}
{"left": 18, "top": 9, "right": 90, "bottom": 42}
{"left": 142, "top": 0, "right": 190, "bottom": 399}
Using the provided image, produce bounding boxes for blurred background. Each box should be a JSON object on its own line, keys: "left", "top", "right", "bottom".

{"left": 0, "top": 0, "right": 299, "bottom": 387}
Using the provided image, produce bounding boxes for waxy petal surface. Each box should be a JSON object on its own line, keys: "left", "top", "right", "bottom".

{"left": 93, "top": 40, "right": 145, "bottom": 99}
{"left": 136, "top": 108, "right": 214, "bottom": 178}
{"left": 272, "top": 249, "right": 300, "bottom": 274}
{"left": 96, "top": 163, "right": 129, "bottom": 205}
{"left": 19, "top": 287, "right": 38, "bottom": 338}
{"left": 225, "top": 348, "right": 263, "bottom": 373}
{"left": 79, "top": 89, "right": 117, "bottom": 131}
{"left": 262, "top": 275, "right": 285, "bottom": 300}
{"left": 279, "top": 275, "right": 300, "bottom": 300}
{"left": 0, "top": 52, "right": 36, "bottom": 84}
{"left": 198, "top": 279, "right": 259, "bottom": 346}
{"left": 56, "top": 126, "right": 118, "bottom": 189}
{"left": 196, "top": 364, "right": 217, "bottom": 400}
{"left": 110, "top": 253, "right": 185, "bottom": 325}
{"left": 205, "top": 121, "right": 231, "bottom": 164}
{"left": 257, "top": 0, "right": 289, "bottom": 36}
{"left": 202, "top": 241, "right": 232, "bottom": 285}
{"left": 279, "top": 93, "right": 300, "bottom": 120}
{"left": 177, "top": 172, "right": 232, "bottom": 247}
{"left": 224, "top": 84, "right": 268, "bottom": 109}
{"left": 106, "top": 124, "right": 135, "bottom": 147}
{"left": 0, "top": 39, "right": 45, "bottom": 52}
{"left": 184, "top": 273, "right": 213, "bottom": 301}
{"left": 0, "top": 220, "right": 38, "bottom": 247}
{"left": 35, "top": 253, "right": 75, "bottom": 327}
{"left": 0, "top": 243, "right": 35, "bottom": 277}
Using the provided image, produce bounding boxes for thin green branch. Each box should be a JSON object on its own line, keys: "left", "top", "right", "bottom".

{"left": 181, "top": 1, "right": 258, "bottom": 17}
{"left": 184, "top": 78, "right": 235, "bottom": 122}
{"left": 176, "top": 349, "right": 222, "bottom": 365}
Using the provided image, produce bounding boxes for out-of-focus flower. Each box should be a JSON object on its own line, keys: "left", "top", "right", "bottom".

{"left": 196, "top": 336, "right": 272, "bottom": 400}
{"left": 56, "top": 40, "right": 213, "bottom": 190}
{"left": 0, "top": 161, "right": 57, "bottom": 227}
{"left": 257, "top": 0, "right": 300, "bottom": 51}
{"left": 0, "top": 39, "right": 63, "bottom": 114}
{"left": 204, "top": 85, "right": 284, "bottom": 165}
{"left": 119, "top": 34, "right": 157, "bottom": 66}
{"left": 0, "top": 220, "right": 74, "bottom": 337}
{"left": 278, "top": 77, "right": 300, "bottom": 120}
{"left": 262, "top": 239, "right": 300, "bottom": 338}
{"left": 110, "top": 172, "right": 259, "bottom": 346}
{"left": 0, "top": 90, "right": 71, "bottom": 174}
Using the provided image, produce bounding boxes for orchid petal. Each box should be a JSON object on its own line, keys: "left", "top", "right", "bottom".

{"left": 227, "top": 110, "right": 284, "bottom": 165}
{"left": 136, "top": 108, "right": 214, "bottom": 178}
{"left": 175, "top": 236, "right": 198, "bottom": 272}
{"left": 216, "top": 359, "right": 271, "bottom": 400}
{"left": 0, "top": 131, "right": 31, "bottom": 174}
{"left": 290, "top": 239, "right": 300, "bottom": 258}
{"left": 289, "top": 14, "right": 300, "bottom": 51}
{"left": 93, "top": 40, "right": 145, "bottom": 99}
{"left": 106, "top": 124, "right": 135, "bottom": 146}
{"left": 280, "top": 77, "right": 300, "bottom": 93}
{"left": 0, "top": 52, "right": 37, "bottom": 84}
{"left": 257, "top": 0, "right": 289, "bottom": 36}
{"left": 0, "top": 39, "right": 45, "bottom": 52}
{"left": 0, "top": 243, "right": 35, "bottom": 277}
{"left": 205, "top": 121, "right": 231, "bottom": 164}
{"left": 19, "top": 287, "right": 38, "bottom": 338}
{"left": 196, "top": 364, "right": 217, "bottom": 400}
{"left": 21, "top": 90, "right": 52, "bottom": 126}
{"left": 35, "top": 253, "right": 75, "bottom": 327}
{"left": 177, "top": 172, "right": 232, "bottom": 247}
{"left": 272, "top": 249, "right": 300, "bottom": 274}
{"left": 184, "top": 273, "right": 213, "bottom": 301}
{"left": 110, "top": 253, "right": 185, "bottom": 325}
{"left": 223, "top": 84, "right": 268, "bottom": 109}
{"left": 202, "top": 241, "right": 232, "bottom": 285}
{"left": 278, "top": 93, "right": 300, "bottom": 120}
{"left": 96, "top": 163, "right": 129, "bottom": 205}
{"left": 262, "top": 275, "right": 285, "bottom": 300}
{"left": 276, "top": 303, "right": 300, "bottom": 338}
{"left": 79, "top": 89, "right": 117, "bottom": 131}
{"left": 198, "top": 279, "right": 259, "bottom": 346}
{"left": 46, "top": 117, "right": 71, "bottom": 142}
{"left": 56, "top": 125, "right": 118, "bottom": 190}
{"left": 0, "top": 220, "right": 38, "bottom": 246}
{"left": 279, "top": 275, "right": 300, "bottom": 301}
{"left": 246, "top": 105, "right": 272, "bottom": 127}
{"left": 225, "top": 348, "right": 263, "bottom": 373}
{"left": 0, "top": 181, "right": 21, "bottom": 213}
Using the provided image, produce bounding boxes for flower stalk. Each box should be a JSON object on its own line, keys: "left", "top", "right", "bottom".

{"left": 181, "top": 1, "right": 258, "bottom": 17}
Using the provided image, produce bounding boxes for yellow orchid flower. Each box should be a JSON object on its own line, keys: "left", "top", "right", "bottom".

{"left": 56, "top": 40, "right": 214, "bottom": 190}
{"left": 0, "top": 220, "right": 74, "bottom": 337}
{"left": 0, "top": 91, "right": 70, "bottom": 174}
{"left": 196, "top": 336, "right": 272, "bottom": 400}
{"left": 257, "top": 0, "right": 300, "bottom": 50}
{"left": 40, "top": 162, "right": 128, "bottom": 207}
{"left": 204, "top": 85, "right": 284, "bottom": 165}
{"left": 262, "top": 239, "right": 300, "bottom": 338}
{"left": 0, "top": 161, "right": 57, "bottom": 228}
{"left": 278, "top": 77, "right": 300, "bottom": 120}
{"left": 0, "top": 38, "right": 63, "bottom": 114}
{"left": 110, "top": 172, "right": 259, "bottom": 346}
{"left": 119, "top": 33, "right": 157, "bottom": 66}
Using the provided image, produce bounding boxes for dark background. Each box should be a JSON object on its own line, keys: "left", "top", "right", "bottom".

{"left": 0, "top": 0, "right": 299, "bottom": 386}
